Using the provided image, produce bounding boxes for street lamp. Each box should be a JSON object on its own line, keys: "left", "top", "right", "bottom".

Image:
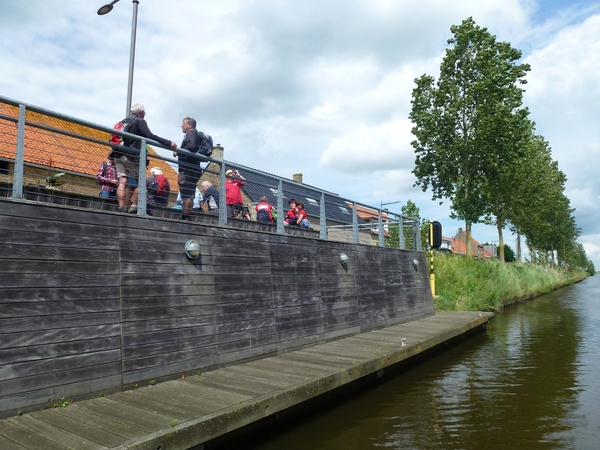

{"left": 98, "top": 0, "right": 139, "bottom": 117}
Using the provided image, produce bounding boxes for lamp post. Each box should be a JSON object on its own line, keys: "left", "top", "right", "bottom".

{"left": 98, "top": 0, "right": 139, "bottom": 117}
{"left": 379, "top": 200, "right": 403, "bottom": 248}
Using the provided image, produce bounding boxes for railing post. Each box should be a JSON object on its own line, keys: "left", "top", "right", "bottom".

{"left": 277, "top": 179, "right": 284, "bottom": 234}
{"left": 137, "top": 139, "right": 147, "bottom": 215}
{"left": 378, "top": 208, "right": 384, "bottom": 247}
{"left": 12, "top": 104, "right": 26, "bottom": 199}
{"left": 352, "top": 201, "right": 359, "bottom": 244}
{"left": 218, "top": 165, "right": 227, "bottom": 226}
{"left": 319, "top": 192, "right": 327, "bottom": 240}
{"left": 399, "top": 216, "right": 405, "bottom": 250}
{"left": 415, "top": 220, "right": 422, "bottom": 251}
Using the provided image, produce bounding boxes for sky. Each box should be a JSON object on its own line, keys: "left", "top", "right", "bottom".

{"left": 1, "top": 0, "right": 599, "bottom": 266}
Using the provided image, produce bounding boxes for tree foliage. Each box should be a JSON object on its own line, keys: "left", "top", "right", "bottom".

{"left": 409, "top": 17, "right": 593, "bottom": 272}
{"left": 410, "top": 17, "right": 530, "bottom": 257}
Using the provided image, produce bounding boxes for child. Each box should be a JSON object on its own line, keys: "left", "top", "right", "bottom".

{"left": 256, "top": 196, "right": 276, "bottom": 222}
{"left": 284, "top": 199, "right": 297, "bottom": 225}
{"left": 295, "top": 201, "right": 310, "bottom": 228}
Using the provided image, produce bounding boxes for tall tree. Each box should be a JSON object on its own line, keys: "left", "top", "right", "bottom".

{"left": 410, "top": 17, "right": 530, "bottom": 257}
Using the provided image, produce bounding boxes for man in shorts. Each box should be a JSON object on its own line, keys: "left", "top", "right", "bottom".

{"left": 174, "top": 117, "right": 203, "bottom": 220}
{"left": 115, "top": 103, "right": 176, "bottom": 213}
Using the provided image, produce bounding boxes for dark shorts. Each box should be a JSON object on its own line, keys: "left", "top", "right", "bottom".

{"left": 179, "top": 168, "right": 201, "bottom": 199}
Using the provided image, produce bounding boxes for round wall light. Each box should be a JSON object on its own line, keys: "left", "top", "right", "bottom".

{"left": 184, "top": 240, "right": 201, "bottom": 259}
{"left": 340, "top": 252, "right": 349, "bottom": 266}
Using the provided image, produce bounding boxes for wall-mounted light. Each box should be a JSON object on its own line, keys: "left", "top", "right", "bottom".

{"left": 184, "top": 240, "right": 201, "bottom": 259}
{"left": 340, "top": 252, "right": 349, "bottom": 267}
{"left": 413, "top": 258, "right": 419, "bottom": 268}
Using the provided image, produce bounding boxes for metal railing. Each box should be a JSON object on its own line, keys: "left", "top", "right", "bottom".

{"left": 0, "top": 95, "right": 421, "bottom": 249}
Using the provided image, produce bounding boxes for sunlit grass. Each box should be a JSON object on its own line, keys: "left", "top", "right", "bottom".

{"left": 432, "top": 254, "right": 587, "bottom": 311}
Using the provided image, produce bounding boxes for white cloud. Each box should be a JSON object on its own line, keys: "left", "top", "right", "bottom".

{"left": 1, "top": 0, "right": 599, "bottom": 266}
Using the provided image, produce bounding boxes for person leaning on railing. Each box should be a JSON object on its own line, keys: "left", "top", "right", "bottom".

{"left": 115, "top": 103, "right": 177, "bottom": 213}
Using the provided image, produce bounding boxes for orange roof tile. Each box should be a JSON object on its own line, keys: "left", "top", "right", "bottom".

{"left": 0, "top": 101, "right": 179, "bottom": 186}
{"left": 347, "top": 202, "right": 390, "bottom": 221}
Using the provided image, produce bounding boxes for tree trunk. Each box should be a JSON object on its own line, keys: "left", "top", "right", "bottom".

{"left": 516, "top": 229, "right": 522, "bottom": 263}
{"left": 466, "top": 221, "right": 473, "bottom": 257}
{"left": 497, "top": 221, "right": 505, "bottom": 262}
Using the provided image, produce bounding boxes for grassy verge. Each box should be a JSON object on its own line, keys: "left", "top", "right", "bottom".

{"left": 431, "top": 254, "right": 589, "bottom": 312}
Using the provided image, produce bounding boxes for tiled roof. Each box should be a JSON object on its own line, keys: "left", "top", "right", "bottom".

{"left": 451, "top": 233, "right": 494, "bottom": 258}
{"left": 347, "top": 203, "right": 390, "bottom": 222}
{"left": 0, "top": 101, "right": 179, "bottom": 185}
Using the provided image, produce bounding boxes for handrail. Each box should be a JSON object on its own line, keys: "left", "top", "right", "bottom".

{"left": 0, "top": 94, "right": 421, "bottom": 250}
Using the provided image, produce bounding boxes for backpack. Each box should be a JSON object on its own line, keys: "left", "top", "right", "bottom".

{"left": 110, "top": 117, "right": 136, "bottom": 145}
{"left": 196, "top": 131, "right": 213, "bottom": 157}
{"left": 109, "top": 116, "right": 138, "bottom": 159}
{"left": 155, "top": 174, "right": 168, "bottom": 196}
{"left": 256, "top": 209, "right": 271, "bottom": 222}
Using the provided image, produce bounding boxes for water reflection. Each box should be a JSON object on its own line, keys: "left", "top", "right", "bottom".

{"left": 250, "top": 277, "right": 600, "bottom": 450}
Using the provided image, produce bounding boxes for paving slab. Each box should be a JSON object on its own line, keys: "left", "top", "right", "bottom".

{"left": 0, "top": 311, "right": 492, "bottom": 450}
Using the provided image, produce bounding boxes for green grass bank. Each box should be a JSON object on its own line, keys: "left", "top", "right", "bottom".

{"left": 432, "top": 254, "right": 590, "bottom": 312}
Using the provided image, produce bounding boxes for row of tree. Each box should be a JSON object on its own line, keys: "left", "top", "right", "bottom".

{"left": 405, "top": 17, "right": 594, "bottom": 273}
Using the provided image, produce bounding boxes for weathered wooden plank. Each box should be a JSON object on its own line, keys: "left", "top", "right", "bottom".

{"left": 0, "top": 420, "right": 70, "bottom": 450}
{"left": 122, "top": 295, "right": 217, "bottom": 309}
{"left": 0, "top": 337, "right": 120, "bottom": 366}
{"left": 7, "top": 415, "right": 103, "bottom": 450}
{"left": 54, "top": 405, "right": 145, "bottom": 440}
{"left": 0, "top": 373, "right": 121, "bottom": 418}
{"left": 0, "top": 312, "right": 120, "bottom": 334}
{"left": 120, "top": 306, "right": 217, "bottom": 322}
{"left": 0, "top": 325, "right": 120, "bottom": 350}
{"left": 0, "top": 260, "right": 110, "bottom": 275}
{"left": 30, "top": 410, "right": 124, "bottom": 448}
{"left": 0, "top": 245, "right": 117, "bottom": 264}
{"left": 122, "top": 334, "right": 217, "bottom": 360}
{"left": 121, "top": 316, "right": 215, "bottom": 335}
{"left": 215, "top": 300, "right": 274, "bottom": 314}
{"left": 0, "top": 433, "right": 28, "bottom": 450}
{"left": 122, "top": 355, "right": 219, "bottom": 385}
{"left": 0, "top": 230, "right": 118, "bottom": 250}
{"left": 0, "top": 360, "right": 121, "bottom": 397}
{"left": 122, "top": 345, "right": 218, "bottom": 372}
{"left": 121, "top": 268, "right": 214, "bottom": 286}
{"left": 0, "top": 300, "right": 120, "bottom": 318}
{"left": 217, "top": 318, "right": 276, "bottom": 334}
{"left": 74, "top": 398, "right": 172, "bottom": 434}
{"left": 0, "top": 287, "right": 120, "bottom": 304}
{"left": 121, "top": 325, "right": 218, "bottom": 348}
{"left": 0, "top": 274, "right": 119, "bottom": 288}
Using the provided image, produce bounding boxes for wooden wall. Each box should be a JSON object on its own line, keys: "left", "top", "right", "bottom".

{"left": 0, "top": 199, "right": 434, "bottom": 418}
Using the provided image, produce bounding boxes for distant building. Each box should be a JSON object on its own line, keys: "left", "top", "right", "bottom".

{"left": 450, "top": 228, "right": 495, "bottom": 258}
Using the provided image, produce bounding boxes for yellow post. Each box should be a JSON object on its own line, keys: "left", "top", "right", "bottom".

{"left": 429, "top": 250, "right": 435, "bottom": 297}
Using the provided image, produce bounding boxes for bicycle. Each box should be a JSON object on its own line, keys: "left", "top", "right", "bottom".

{"left": 230, "top": 204, "right": 251, "bottom": 220}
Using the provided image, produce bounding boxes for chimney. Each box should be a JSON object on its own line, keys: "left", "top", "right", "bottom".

{"left": 211, "top": 143, "right": 224, "bottom": 160}
{"left": 293, "top": 173, "right": 303, "bottom": 184}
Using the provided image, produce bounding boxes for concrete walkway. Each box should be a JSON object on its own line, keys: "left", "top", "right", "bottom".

{"left": 0, "top": 311, "right": 493, "bottom": 450}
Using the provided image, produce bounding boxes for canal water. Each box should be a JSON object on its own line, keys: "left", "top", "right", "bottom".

{"left": 249, "top": 276, "right": 600, "bottom": 450}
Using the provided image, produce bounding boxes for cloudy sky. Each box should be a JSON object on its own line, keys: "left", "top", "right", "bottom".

{"left": 1, "top": 0, "right": 599, "bottom": 265}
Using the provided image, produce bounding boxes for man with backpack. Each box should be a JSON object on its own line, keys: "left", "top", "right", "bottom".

{"left": 113, "top": 103, "right": 176, "bottom": 213}
{"left": 174, "top": 117, "right": 213, "bottom": 221}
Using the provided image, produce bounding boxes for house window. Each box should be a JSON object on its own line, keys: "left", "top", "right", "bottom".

{"left": 0, "top": 160, "right": 9, "bottom": 175}
{"left": 306, "top": 197, "right": 318, "bottom": 206}
{"left": 338, "top": 206, "right": 350, "bottom": 214}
